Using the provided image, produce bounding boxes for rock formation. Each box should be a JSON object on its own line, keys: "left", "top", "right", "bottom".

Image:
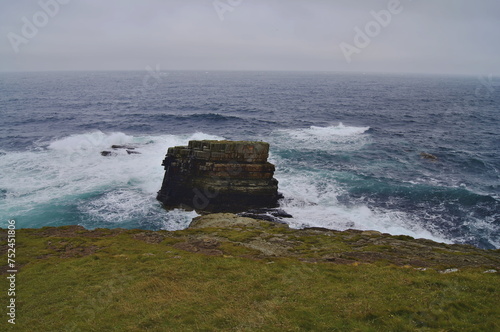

{"left": 157, "top": 140, "right": 281, "bottom": 213}
{"left": 420, "top": 152, "right": 438, "bottom": 161}
{"left": 100, "top": 145, "right": 141, "bottom": 157}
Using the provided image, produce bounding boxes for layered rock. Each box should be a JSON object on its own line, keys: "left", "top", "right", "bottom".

{"left": 157, "top": 140, "right": 281, "bottom": 212}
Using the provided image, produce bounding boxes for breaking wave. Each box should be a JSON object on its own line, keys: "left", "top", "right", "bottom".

{"left": 0, "top": 131, "right": 222, "bottom": 229}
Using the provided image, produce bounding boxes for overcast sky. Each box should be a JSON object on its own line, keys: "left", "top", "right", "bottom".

{"left": 1, "top": 0, "right": 499, "bottom": 75}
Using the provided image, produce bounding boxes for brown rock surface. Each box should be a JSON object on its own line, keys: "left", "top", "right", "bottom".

{"left": 157, "top": 140, "right": 281, "bottom": 213}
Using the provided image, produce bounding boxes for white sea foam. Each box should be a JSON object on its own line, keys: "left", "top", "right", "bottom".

{"left": 0, "top": 128, "right": 460, "bottom": 244}
{"left": 0, "top": 131, "right": 221, "bottom": 228}
{"left": 275, "top": 168, "right": 451, "bottom": 244}
{"left": 461, "top": 214, "right": 500, "bottom": 249}
{"left": 77, "top": 189, "right": 198, "bottom": 230}
{"left": 301, "top": 123, "right": 370, "bottom": 137}
{"left": 271, "top": 123, "right": 371, "bottom": 151}
{"left": 270, "top": 124, "right": 451, "bottom": 244}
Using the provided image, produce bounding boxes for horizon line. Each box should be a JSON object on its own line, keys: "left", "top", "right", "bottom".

{"left": 0, "top": 68, "right": 490, "bottom": 78}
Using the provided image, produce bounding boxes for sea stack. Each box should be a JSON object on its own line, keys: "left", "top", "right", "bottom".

{"left": 157, "top": 140, "right": 281, "bottom": 213}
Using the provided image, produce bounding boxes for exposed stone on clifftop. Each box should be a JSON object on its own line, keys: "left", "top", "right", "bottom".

{"left": 184, "top": 214, "right": 500, "bottom": 268}
{"left": 157, "top": 140, "right": 281, "bottom": 213}
{"left": 2, "top": 217, "right": 498, "bottom": 273}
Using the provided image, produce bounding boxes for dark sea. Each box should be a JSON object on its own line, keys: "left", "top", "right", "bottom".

{"left": 0, "top": 71, "right": 499, "bottom": 249}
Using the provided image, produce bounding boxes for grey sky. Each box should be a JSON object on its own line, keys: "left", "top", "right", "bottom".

{"left": 1, "top": 0, "right": 499, "bottom": 75}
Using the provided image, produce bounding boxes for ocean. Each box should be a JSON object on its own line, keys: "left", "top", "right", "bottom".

{"left": 0, "top": 71, "right": 498, "bottom": 249}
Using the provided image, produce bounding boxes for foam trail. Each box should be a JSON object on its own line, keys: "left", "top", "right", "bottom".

{"left": 271, "top": 123, "right": 371, "bottom": 151}
{"left": 270, "top": 124, "right": 451, "bottom": 244}
{"left": 77, "top": 189, "right": 198, "bottom": 230}
{"left": 276, "top": 170, "right": 451, "bottom": 244}
{"left": 0, "top": 131, "right": 222, "bottom": 229}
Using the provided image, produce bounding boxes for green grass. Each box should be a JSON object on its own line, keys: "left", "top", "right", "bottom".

{"left": 1, "top": 227, "right": 499, "bottom": 331}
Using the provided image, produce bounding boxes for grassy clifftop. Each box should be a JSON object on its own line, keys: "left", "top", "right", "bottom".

{"left": 1, "top": 214, "right": 499, "bottom": 331}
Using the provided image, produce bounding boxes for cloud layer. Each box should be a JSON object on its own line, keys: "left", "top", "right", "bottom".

{"left": 1, "top": 0, "right": 499, "bottom": 75}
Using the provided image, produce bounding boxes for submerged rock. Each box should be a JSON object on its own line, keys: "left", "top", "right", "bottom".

{"left": 112, "top": 145, "right": 136, "bottom": 150}
{"left": 101, "top": 146, "right": 141, "bottom": 156}
{"left": 157, "top": 140, "right": 281, "bottom": 213}
{"left": 100, "top": 151, "right": 117, "bottom": 157}
{"left": 420, "top": 152, "right": 438, "bottom": 161}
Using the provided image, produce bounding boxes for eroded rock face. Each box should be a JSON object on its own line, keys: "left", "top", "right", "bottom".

{"left": 156, "top": 140, "right": 281, "bottom": 213}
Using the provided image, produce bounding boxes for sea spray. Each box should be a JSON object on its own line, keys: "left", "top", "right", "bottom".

{"left": 0, "top": 131, "right": 220, "bottom": 229}
{"left": 1, "top": 71, "right": 498, "bottom": 248}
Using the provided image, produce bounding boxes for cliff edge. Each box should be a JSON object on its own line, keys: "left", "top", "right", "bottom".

{"left": 1, "top": 215, "right": 499, "bottom": 331}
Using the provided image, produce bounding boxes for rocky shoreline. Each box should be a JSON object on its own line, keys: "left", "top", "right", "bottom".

{"left": 3, "top": 213, "right": 498, "bottom": 274}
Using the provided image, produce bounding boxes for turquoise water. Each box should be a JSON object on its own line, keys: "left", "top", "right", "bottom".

{"left": 0, "top": 71, "right": 498, "bottom": 248}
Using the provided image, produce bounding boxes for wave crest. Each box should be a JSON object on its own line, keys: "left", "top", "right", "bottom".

{"left": 271, "top": 123, "right": 371, "bottom": 151}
